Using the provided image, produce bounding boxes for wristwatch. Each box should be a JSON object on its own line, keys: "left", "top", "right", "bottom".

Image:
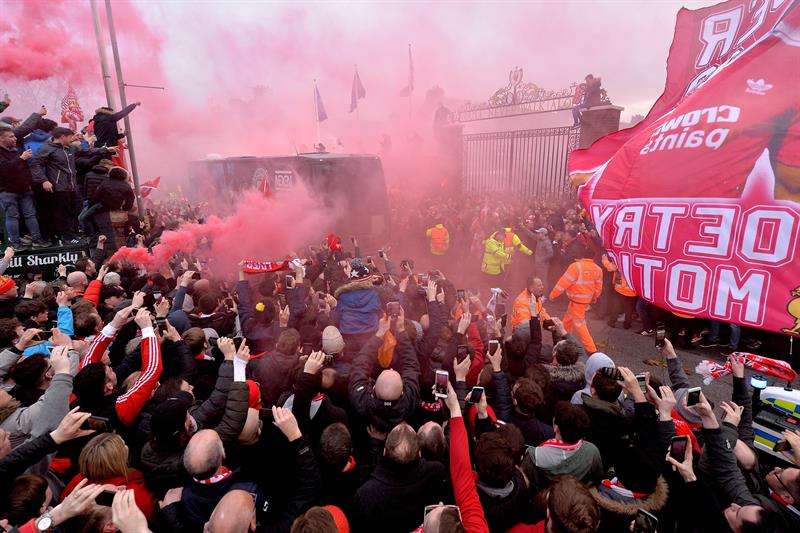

{"left": 35, "top": 510, "right": 54, "bottom": 531}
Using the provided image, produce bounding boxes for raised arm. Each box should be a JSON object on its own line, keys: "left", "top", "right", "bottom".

{"left": 115, "top": 310, "right": 163, "bottom": 426}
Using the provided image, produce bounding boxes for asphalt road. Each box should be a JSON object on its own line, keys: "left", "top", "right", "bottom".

{"left": 541, "top": 300, "right": 798, "bottom": 408}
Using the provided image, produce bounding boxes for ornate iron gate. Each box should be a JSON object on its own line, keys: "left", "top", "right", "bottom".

{"left": 462, "top": 126, "right": 579, "bottom": 197}
{"left": 453, "top": 68, "right": 583, "bottom": 198}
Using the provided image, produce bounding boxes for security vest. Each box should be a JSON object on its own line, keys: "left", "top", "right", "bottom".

{"left": 602, "top": 256, "right": 636, "bottom": 297}
{"left": 553, "top": 258, "right": 602, "bottom": 304}
{"left": 427, "top": 224, "right": 450, "bottom": 255}
{"left": 481, "top": 237, "right": 508, "bottom": 275}
{"left": 491, "top": 228, "right": 532, "bottom": 264}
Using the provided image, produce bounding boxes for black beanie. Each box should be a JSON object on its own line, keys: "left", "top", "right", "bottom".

{"left": 151, "top": 391, "right": 193, "bottom": 441}
{"left": 615, "top": 446, "right": 659, "bottom": 494}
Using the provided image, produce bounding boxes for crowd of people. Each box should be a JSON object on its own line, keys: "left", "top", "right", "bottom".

{"left": 0, "top": 98, "right": 799, "bottom": 533}
{"left": 0, "top": 96, "right": 139, "bottom": 252}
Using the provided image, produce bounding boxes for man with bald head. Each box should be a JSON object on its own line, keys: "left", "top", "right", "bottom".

{"left": 348, "top": 309, "right": 420, "bottom": 432}
{"left": 354, "top": 422, "right": 447, "bottom": 532}
{"left": 182, "top": 408, "right": 321, "bottom": 532}
{"left": 205, "top": 490, "right": 256, "bottom": 533}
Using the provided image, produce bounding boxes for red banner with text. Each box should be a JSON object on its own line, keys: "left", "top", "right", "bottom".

{"left": 569, "top": 0, "right": 796, "bottom": 176}
{"left": 577, "top": 6, "right": 800, "bottom": 334}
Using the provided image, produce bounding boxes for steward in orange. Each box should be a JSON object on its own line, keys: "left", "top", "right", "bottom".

{"left": 602, "top": 254, "right": 637, "bottom": 329}
{"left": 511, "top": 276, "right": 551, "bottom": 331}
{"left": 426, "top": 223, "right": 450, "bottom": 255}
{"left": 549, "top": 250, "right": 603, "bottom": 353}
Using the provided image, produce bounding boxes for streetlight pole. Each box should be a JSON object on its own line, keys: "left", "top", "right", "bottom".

{"left": 90, "top": 0, "right": 116, "bottom": 109}
{"left": 104, "top": 0, "right": 144, "bottom": 219}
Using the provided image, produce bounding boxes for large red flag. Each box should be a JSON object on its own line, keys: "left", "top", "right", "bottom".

{"left": 568, "top": 0, "right": 796, "bottom": 180}
{"left": 577, "top": 4, "right": 800, "bottom": 335}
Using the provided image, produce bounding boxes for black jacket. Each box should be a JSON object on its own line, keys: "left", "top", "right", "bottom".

{"left": 0, "top": 145, "right": 33, "bottom": 194}
{"left": 353, "top": 457, "right": 447, "bottom": 533}
{"left": 0, "top": 432, "right": 57, "bottom": 502}
{"left": 492, "top": 370, "right": 555, "bottom": 446}
{"left": 477, "top": 470, "right": 535, "bottom": 532}
{"left": 348, "top": 332, "right": 420, "bottom": 432}
{"left": 92, "top": 170, "right": 134, "bottom": 211}
{"left": 84, "top": 165, "right": 110, "bottom": 200}
{"left": 92, "top": 104, "right": 137, "bottom": 148}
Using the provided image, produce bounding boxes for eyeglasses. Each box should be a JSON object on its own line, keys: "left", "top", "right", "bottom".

{"left": 771, "top": 468, "right": 792, "bottom": 495}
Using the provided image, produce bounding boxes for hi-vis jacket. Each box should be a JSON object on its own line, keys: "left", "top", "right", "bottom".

{"left": 426, "top": 224, "right": 450, "bottom": 255}
{"left": 601, "top": 255, "right": 636, "bottom": 297}
{"left": 549, "top": 258, "right": 603, "bottom": 304}
{"left": 491, "top": 228, "right": 532, "bottom": 264}
{"left": 481, "top": 236, "right": 508, "bottom": 275}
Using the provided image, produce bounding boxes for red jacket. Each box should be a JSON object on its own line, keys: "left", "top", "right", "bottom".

{"left": 83, "top": 279, "right": 102, "bottom": 306}
{"left": 464, "top": 322, "right": 485, "bottom": 387}
{"left": 62, "top": 469, "right": 156, "bottom": 519}
{"left": 79, "top": 324, "right": 162, "bottom": 426}
{"left": 449, "top": 416, "right": 489, "bottom": 533}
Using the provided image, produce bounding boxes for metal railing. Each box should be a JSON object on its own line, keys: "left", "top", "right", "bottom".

{"left": 462, "top": 126, "right": 579, "bottom": 198}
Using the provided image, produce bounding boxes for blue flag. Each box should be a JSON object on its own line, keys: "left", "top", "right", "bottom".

{"left": 350, "top": 69, "right": 366, "bottom": 113}
{"left": 315, "top": 83, "right": 328, "bottom": 122}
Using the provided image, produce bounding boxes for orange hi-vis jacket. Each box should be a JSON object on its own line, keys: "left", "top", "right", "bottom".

{"left": 601, "top": 255, "right": 636, "bottom": 297}
{"left": 549, "top": 258, "right": 603, "bottom": 304}
{"left": 511, "top": 289, "right": 551, "bottom": 330}
{"left": 426, "top": 224, "right": 450, "bottom": 255}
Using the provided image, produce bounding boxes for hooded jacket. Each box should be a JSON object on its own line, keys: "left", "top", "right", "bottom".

{"left": 591, "top": 476, "right": 669, "bottom": 533}
{"left": 0, "top": 144, "right": 34, "bottom": 194}
{"left": 332, "top": 276, "right": 382, "bottom": 335}
{"left": 92, "top": 103, "right": 137, "bottom": 148}
{"left": 544, "top": 362, "right": 585, "bottom": 402}
{"left": 92, "top": 168, "right": 134, "bottom": 211}
{"left": 22, "top": 129, "right": 50, "bottom": 155}
{"left": 570, "top": 352, "right": 614, "bottom": 405}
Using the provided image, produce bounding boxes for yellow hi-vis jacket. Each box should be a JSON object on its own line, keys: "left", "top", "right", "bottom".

{"left": 491, "top": 228, "right": 532, "bottom": 265}
{"left": 481, "top": 236, "right": 508, "bottom": 275}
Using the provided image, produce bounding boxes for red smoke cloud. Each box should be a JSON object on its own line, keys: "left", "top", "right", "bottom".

{"left": 0, "top": 2, "right": 97, "bottom": 83}
{"left": 112, "top": 187, "right": 334, "bottom": 274}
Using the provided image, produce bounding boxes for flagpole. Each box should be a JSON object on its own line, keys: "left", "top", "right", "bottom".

{"left": 314, "top": 79, "right": 321, "bottom": 147}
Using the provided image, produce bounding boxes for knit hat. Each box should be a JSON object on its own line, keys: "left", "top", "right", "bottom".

{"left": 151, "top": 392, "right": 193, "bottom": 441}
{"left": 321, "top": 326, "right": 345, "bottom": 355}
{"left": 349, "top": 258, "right": 370, "bottom": 279}
{"left": 322, "top": 505, "right": 350, "bottom": 533}
{"left": 246, "top": 380, "right": 261, "bottom": 409}
{"left": 0, "top": 277, "right": 16, "bottom": 295}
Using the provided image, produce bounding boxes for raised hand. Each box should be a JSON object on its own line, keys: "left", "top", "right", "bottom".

{"left": 272, "top": 406, "right": 302, "bottom": 442}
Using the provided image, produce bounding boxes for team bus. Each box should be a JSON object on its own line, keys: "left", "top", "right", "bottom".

{"left": 188, "top": 153, "right": 390, "bottom": 249}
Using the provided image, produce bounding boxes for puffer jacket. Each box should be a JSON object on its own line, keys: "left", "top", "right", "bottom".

{"left": 543, "top": 362, "right": 585, "bottom": 402}
{"left": 332, "top": 276, "right": 382, "bottom": 335}
{"left": 591, "top": 476, "right": 669, "bottom": 533}
{"left": 83, "top": 164, "right": 110, "bottom": 200}
{"left": 92, "top": 169, "right": 135, "bottom": 211}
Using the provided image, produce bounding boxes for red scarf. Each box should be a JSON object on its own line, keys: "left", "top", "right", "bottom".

{"left": 241, "top": 259, "right": 289, "bottom": 274}
{"left": 195, "top": 465, "right": 232, "bottom": 484}
{"left": 601, "top": 478, "right": 650, "bottom": 499}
